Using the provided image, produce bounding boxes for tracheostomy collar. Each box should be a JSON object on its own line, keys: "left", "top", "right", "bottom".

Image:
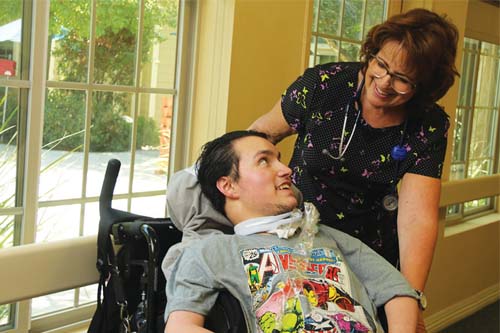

{"left": 234, "top": 209, "right": 303, "bottom": 239}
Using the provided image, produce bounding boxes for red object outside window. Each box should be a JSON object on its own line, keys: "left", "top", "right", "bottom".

{"left": 0, "top": 59, "right": 16, "bottom": 76}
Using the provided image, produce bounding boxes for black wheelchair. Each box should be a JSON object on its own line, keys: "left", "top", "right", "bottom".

{"left": 88, "top": 159, "right": 246, "bottom": 333}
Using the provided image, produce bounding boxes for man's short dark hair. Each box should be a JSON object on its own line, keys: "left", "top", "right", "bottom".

{"left": 196, "top": 130, "right": 268, "bottom": 215}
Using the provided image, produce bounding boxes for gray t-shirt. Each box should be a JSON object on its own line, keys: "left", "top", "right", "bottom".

{"left": 165, "top": 225, "right": 416, "bottom": 332}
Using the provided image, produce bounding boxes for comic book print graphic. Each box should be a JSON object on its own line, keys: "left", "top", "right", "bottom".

{"left": 240, "top": 245, "right": 376, "bottom": 333}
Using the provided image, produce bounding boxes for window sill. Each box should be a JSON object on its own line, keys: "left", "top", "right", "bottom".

{"left": 444, "top": 212, "right": 500, "bottom": 237}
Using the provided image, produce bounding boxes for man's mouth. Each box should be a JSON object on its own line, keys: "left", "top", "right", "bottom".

{"left": 277, "top": 183, "right": 291, "bottom": 190}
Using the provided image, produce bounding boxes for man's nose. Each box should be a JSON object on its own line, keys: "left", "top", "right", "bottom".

{"left": 277, "top": 161, "right": 292, "bottom": 177}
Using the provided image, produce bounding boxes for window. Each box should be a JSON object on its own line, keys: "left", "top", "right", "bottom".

{"left": 447, "top": 38, "right": 500, "bottom": 219}
{"left": 0, "top": 0, "right": 190, "bottom": 330}
{"left": 0, "top": 0, "right": 29, "bottom": 329}
{"left": 309, "top": 0, "right": 387, "bottom": 65}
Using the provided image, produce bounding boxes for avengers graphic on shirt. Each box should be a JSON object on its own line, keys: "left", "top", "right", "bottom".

{"left": 240, "top": 245, "right": 376, "bottom": 333}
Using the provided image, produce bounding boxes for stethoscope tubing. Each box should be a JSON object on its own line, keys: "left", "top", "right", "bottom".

{"left": 322, "top": 76, "right": 409, "bottom": 211}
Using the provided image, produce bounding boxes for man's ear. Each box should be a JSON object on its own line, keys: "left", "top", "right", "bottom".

{"left": 216, "top": 176, "right": 239, "bottom": 199}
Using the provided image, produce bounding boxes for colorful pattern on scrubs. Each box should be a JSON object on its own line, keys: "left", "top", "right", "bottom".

{"left": 281, "top": 62, "right": 449, "bottom": 265}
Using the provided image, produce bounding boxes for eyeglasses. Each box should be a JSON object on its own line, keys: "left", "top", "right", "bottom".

{"left": 370, "top": 54, "right": 417, "bottom": 95}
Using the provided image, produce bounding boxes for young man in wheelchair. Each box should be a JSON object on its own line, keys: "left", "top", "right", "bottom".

{"left": 164, "top": 130, "right": 419, "bottom": 333}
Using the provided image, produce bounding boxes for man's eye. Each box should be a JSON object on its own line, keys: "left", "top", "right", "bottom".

{"left": 258, "top": 158, "right": 268, "bottom": 165}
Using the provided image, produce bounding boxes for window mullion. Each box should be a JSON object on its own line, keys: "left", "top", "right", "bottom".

{"left": 127, "top": 0, "right": 147, "bottom": 210}
{"left": 22, "top": 0, "right": 50, "bottom": 245}
{"left": 338, "top": 0, "right": 346, "bottom": 60}
{"left": 80, "top": 0, "right": 98, "bottom": 208}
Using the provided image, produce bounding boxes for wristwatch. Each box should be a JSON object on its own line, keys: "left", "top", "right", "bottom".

{"left": 415, "top": 289, "right": 427, "bottom": 310}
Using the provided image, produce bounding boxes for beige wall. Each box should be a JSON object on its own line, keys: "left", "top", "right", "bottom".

{"left": 189, "top": 0, "right": 310, "bottom": 164}
{"left": 225, "top": 0, "right": 311, "bottom": 163}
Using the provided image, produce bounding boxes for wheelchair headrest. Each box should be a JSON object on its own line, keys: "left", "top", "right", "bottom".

{"left": 166, "top": 167, "right": 234, "bottom": 236}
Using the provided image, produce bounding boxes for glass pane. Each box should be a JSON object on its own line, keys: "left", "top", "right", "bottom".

{"left": 47, "top": 0, "right": 91, "bottom": 82}
{"left": 464, "top": 197, "right": 492, "bottom": 213}
{"left": 0, "top": 215, "right": 15, "bottom": 248}
{"left": 476, "top": 44, "right": 500, "bottom": 108}
{"left": 450, "top": 163, "right": 465, "bottom": 180}
{"left": 364, "top": 0, "right": 385, "bottom": 35}
{"left": 94, "top": 0, "right": 139, "bottom": 86}
{"left": 316, "top": 37, "right": 338, "bottom": 64}
{"left": 467, "top": 159, "right": 492, "bottom": 178}
{"left": 40, "top": 89, "right": 86, "bottom": 201}
{"left": 446, "top": 204, "right": 460, "bottom": 216}
{"left": 36, "top": 204, "right": 80, "bottom": 242}
{"left": 451, "top": 107, "right": 469, "bottom": 163}
{"left": 464, "top": 37, "right": 480, "bottom": 52}
{"left": 339, "top": 41, "right": 360, "bottom": 62}
{"left": 309, "top": 35, "right": 316, "bottom": 67}
{"left": 79, "top": 284, "right": 97, "bottom": 305}
{"left": 131, "top": 195, "right": 166, "bottom": 217}
{"left": 0, "top": 87, "right": 18, "bottom": 209}
{"left": 342, "top": 0, "right": 364, "bottom": 41}
{"left": 140, "top": 0, "right": 179, "bottom": 89}
{"left": 87, "top": 91, "right": 134, "bottom": 197}
{"left": 318, "top": 0, "right": 341, "bottom": 36}
{"left": 311, "top": 0, "right": 319, "bottom": 32}
{"left": 132, "top": 93, "right": 170, "bottom": 192}
{"left": 469, "top": 108, "right": 496, "bottom": 160}
{"left": 31, "top": 289, "right": 74, "bottom": 317}
{"left": 83, "top": 202, "right": 99, "bottom": 236}
{"left": 0, "top": 0, "right": 23, "bottom": 81}
{"left": 0, "top": 303, "right": 13, "bottom": 327}
{"left": 457, "top": 44, "right": 478, "bottom": 107}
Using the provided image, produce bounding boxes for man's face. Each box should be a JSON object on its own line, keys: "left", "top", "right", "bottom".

{"left": 230, "top": 136, "right": 298, "bottom": 218}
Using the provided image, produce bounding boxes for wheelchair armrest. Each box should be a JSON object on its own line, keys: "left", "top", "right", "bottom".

{"left": 204, "top": 290, "right": 247, "bottom": 333}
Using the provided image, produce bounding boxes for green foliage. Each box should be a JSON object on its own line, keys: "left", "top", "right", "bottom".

{"left": 137, "top": 115, "right": 160, "bottom": 148}
{"left": 90, "top": 94, "right": 132, "bottom": 151}
{"left": 43, "top": 0, "right": 177, "bottom": 151}
{"left": 0, "top": 304, "right": 10, "bottom": 326}
{"left": 0, "top": 90, "right": 17, "bottom": 144}
{"left": 0, "top": 0, "right": 22, "bottom": 25}
{"left": 43, "top": 89, "right": 85, "bottom": 150}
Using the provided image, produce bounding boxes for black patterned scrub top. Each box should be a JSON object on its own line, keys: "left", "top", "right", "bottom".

{"left": 282, "top": 62, "right": 449, "bottom": 266}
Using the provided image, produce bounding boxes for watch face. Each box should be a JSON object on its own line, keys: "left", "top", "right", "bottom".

{"left": 420, "top": 294, "right": 428, "bottom": 310}
{"left": 416, "top": 290, "right": 427, "bottom": 310}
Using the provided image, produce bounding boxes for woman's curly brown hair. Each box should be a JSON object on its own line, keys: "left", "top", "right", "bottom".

{"left": 360, "top": 8, "right": 460, "bottom": 109}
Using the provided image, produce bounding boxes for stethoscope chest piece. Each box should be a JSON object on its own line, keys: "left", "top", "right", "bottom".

{"left": 382, "top": 193, "right": 398, "bottom": 211}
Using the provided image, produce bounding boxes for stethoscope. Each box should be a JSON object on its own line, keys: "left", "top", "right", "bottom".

{"left": 322, "top": 78, "right": 409, "bottom": 212}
